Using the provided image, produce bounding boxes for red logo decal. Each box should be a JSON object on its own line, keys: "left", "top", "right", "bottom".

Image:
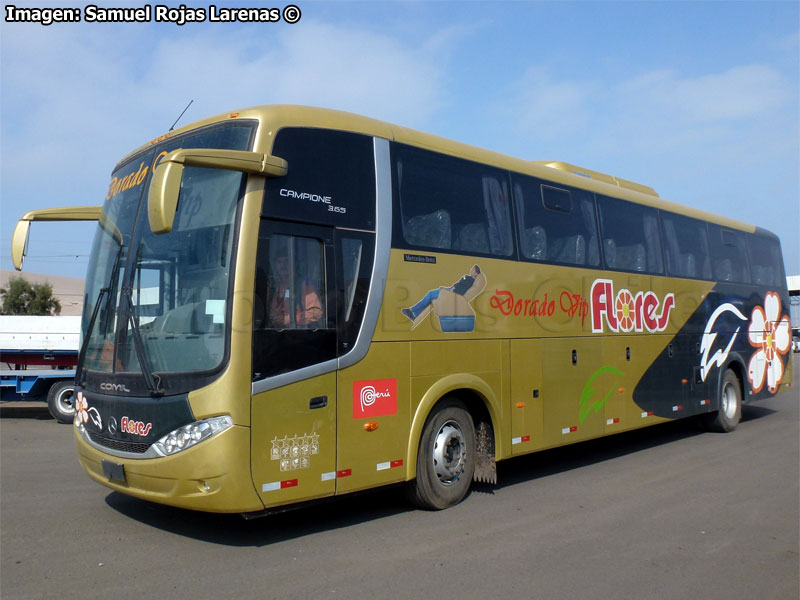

{"left": 120, "top": 416, "right": 152, "bottom": 437}
{"left": 591, "top": 279, "right": 674, "bottom": 333}
{"left": 353, "top": 379, "right": 397, "bottom": 419}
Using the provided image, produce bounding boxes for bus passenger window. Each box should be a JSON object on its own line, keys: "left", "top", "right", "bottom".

{"left": 598, "top": 195, "right": 664, "bottom": 274}
{"left": 747, "top": 234, "right": 784, "bottom": 287}
{"left": 660, "top": 212, "right": 712, "bottom": 279}
{"left": 709, "top": 226, "right": 750, "bottom": 284}
{"left": 512, "top": 176, "right": 600, "bottom": 267}
{"left": 394, "top": 144, "right": 513, "bottom": 257}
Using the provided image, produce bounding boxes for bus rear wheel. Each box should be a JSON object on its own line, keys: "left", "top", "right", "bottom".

{"left": 703, "top": 369, "right": 741, "bottom": 433}
{"left": 47, "top": 381, "right": 76, "bottom": 424}
{"left": 407, "top": 400, "right": 475, "bottom": 510}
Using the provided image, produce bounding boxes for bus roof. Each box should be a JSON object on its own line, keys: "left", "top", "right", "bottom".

{"left": 116, "top": 104, "right": 757, "bottom": 234}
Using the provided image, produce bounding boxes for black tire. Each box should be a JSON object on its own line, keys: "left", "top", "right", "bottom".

{"left": 703, "top": 369, "right": 741, "bottom": 433}
{"left": 407, "top": 400, "right": 475, "bottom": 510}
{"left": 47, "top": 381, "right": 76, "bottom": 424}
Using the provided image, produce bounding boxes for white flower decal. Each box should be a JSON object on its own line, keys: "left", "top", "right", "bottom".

{"left": 73, "top": 391, "right": 102, "bottom": 429}
{"left": 74, "top": 392, "right": 89, "bottom": 426}
{"left": 747, "top": 292, "right": 791, "bottom": 394}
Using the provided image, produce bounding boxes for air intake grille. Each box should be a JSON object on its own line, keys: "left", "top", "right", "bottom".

{"left": 88, "top": 431, "right": 151, "bottom": 454}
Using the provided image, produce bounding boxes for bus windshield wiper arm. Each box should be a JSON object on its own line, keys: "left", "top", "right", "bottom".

{"left": 77, "top": 287, "right": 107, "bottom": 387}
{"left": 123, "top": 287, "right": 163, "bottom": 396}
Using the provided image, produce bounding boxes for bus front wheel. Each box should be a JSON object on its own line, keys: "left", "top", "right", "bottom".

{"left": 407, "top": 400, "right": 475, "bottom": 510}
{"left": 703, "top": 369, "right": 742, "bottom": 433}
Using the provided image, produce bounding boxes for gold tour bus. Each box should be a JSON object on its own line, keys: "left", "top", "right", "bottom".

{"left": 12, "top": 105, "right": 793, "bottom": 514}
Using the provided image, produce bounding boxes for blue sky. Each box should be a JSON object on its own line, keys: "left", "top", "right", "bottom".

{"left": 1, "top": 0, "right": 798, "bottom": 279}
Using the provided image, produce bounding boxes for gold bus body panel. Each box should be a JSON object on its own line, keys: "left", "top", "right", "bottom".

{"left": 75, "top": 425, "right": 264, "bottom": 513}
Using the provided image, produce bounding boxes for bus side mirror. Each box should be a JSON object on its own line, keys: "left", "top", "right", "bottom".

{"left": 148, "top": 148, "right": 288, "bottom": 234}
{"left": 11, "top": 220, "right": 31, "bottom": 270}
{"left": 11, "top": 206, "right": 104, "bottom": 270}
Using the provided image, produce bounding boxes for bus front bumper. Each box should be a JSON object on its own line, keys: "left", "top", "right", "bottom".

{"left": 75, "top": 424, "right": 264, "bottom": 514}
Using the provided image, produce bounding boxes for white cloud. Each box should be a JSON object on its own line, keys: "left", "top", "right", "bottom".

{"left": 619, "top": 65, "right": 789, "bottom": 124}
{"left": 501, "top": 67, "right": 593, "bottom": 142}
{"left": 0, "top": 18, "right": 455, "bottom": 275}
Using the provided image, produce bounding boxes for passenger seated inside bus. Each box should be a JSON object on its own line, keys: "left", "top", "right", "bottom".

{"left": 266, "top": 251, "right": 322, "bottom": 328}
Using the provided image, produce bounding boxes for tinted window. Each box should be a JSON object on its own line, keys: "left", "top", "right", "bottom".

{"left": 336, "top": 231, "right": 374, "bottom": 354}
{"left": 709, "top": 225, "right": 750, "bottom": 283}
{"left": 598, "top": 195, "right": 663, "bottom": 274}
{"left": 253, "top": 226, "right": 335, "bottom": 380}
{"left": 747, "top": 233, "right": 784, "bottom": 287}
{"left": 513, "top": 175, "right": 600, "bottom": 266}
{"left": 393, "top": 144, "right": 513, "bottom": 256}
{"left": 660, "top": 212, "right": 712, "bottom": 279}
{"left": 264, "top": 128, "right": 376, "bottom": 230}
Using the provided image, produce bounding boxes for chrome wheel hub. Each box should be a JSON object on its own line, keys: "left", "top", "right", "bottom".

{"left": 432, "top": 420, "right": 466, "bottom": 485}
{"left": 721, "top": 381, "right": 737, "bottom": 419}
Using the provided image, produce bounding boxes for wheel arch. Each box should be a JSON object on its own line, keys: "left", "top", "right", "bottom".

{"left": 721, "top": 353, "right": 747, "bottom": 404}
{"left": 405, "top": 373, "right": 501, "bottom": 480}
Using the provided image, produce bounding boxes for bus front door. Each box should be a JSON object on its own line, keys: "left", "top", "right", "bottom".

{"left": 250, "top": 222, "right": 338, "bottom": 508}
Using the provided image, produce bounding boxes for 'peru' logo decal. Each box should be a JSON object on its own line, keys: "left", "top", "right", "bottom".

{"left": 353, "top": 379, "right": 397, "bottom": 419}
{"left": 591, "top": 279, "right": 675, "bottom": 333}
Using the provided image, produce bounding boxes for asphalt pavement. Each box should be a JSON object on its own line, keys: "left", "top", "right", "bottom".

{"left": 1, "top": 355, "right": 798, "bottom": 600}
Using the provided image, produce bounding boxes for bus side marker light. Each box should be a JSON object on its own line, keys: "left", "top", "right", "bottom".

{"left": 262, "top": 479, "right": 298, "bottom": 492}
{"left": 682, "top": 379, "right": 689, "bottom": 385}
{"left": 229, "top": 112, "right": 239, "bottom": 118}
{"left": 617, "top": 388, "right": 625, "bottom": 393}
{"left": 672, "top": 405, "right": 684, "bottom": 412}
{"left": 606, "top": 418, "right": 620, "bottom": 425}
{"left": 516, "top": 402, "right": 526, "bottom": 408}
{"left": 641, "top": 411, "right": 654, "bottom": 418}
{"left": 700, "top": 399, "right": 710, "bottom": 406}
{"left": 512, "top": 436, "right": 531, "bottom": 445}
{"left": 561, "top": 426, "right": 578, "bottom": 435}
{"left": 377, "top": 460, "right": 403, "bottom": 471}
{"left": 363, "top": 421, "right": 379, "bottom": 432}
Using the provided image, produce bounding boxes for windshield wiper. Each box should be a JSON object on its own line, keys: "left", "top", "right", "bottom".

{"left": 77, "top": 287, "right": 108, "bottom": 387}
{"left": 123, "top": 287, "right": 163, "bottom": 396}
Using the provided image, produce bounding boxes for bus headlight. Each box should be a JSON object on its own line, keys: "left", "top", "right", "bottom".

{"left": 153, "top": 415, "right": 233, "bottom": 456}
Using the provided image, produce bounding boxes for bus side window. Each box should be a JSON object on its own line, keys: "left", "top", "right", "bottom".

{"left": 709, "top": 225, "right": 751, "bottom": 284}
{"left": 598, "top": 195, "right": 664, "bottom": 274}
{"left": 394, "top": 144, "right": 513, "bottom": 257}
{"left": 512, "top": 176, "right": 600, "bottom": 267}
{"left": 337, "top": 232, "right": 375, "bottom": 355}
{"left": 660, "top": 211, "right": 712, "bottom": 279}
{"left": 747, "top": 233, "right": 784, "bottom": 287}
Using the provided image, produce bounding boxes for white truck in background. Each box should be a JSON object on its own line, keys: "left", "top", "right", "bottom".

{"left": 0, "top": 316, "right": 80, "bottom": 423}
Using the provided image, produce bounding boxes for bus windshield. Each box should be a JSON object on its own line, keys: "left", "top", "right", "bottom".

{"left": 81, "top": 123, "right": 254, "bottom": 391}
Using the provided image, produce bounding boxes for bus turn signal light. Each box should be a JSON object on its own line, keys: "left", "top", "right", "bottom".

{"left": 364, "top": 421, "right": 379, "bottom": 432}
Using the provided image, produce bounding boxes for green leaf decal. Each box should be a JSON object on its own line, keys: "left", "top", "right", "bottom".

{"left": 579, "top": 366, "right": 625, "bottom": 424}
